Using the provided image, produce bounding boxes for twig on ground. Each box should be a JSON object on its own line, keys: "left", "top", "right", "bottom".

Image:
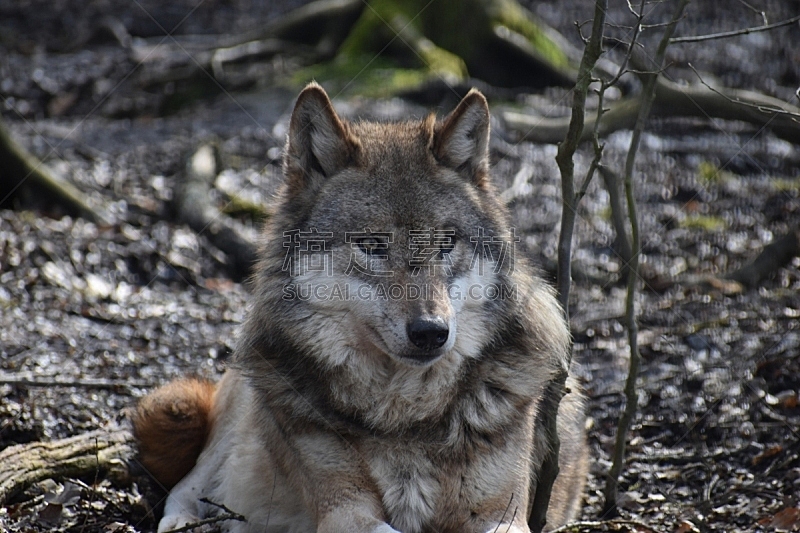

{"left": 0, "top": 374, "right": 154, "bottom": 393}
{"left": 67, "top": 477, "right": 127, "bottom": 516}
{"left": 549, "top": 518, "right": 663, "bottom": 533}
{"left": 160, "top": 498, "right": 246, "bottom": 533}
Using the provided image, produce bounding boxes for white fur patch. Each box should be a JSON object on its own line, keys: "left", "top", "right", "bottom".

{"left": 369, "top": 449, "right": 441, "bottom": 533}
{"left": 450, "top": 260, "right": 498, "bottom": 360}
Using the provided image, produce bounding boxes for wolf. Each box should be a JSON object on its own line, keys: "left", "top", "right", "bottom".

{"left": 132, "top": 82, "right": 588, "bottom": 533}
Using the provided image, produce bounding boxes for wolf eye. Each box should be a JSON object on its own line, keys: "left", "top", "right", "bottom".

{"left": 357, "top": 236, "right": 385, "bottom": 255}
{"left": 440, "top": 235, "right": 456, "bottom": 255}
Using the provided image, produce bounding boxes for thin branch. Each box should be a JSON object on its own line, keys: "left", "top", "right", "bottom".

{"left": 576, "top": 0, "right": 645, "bottom": 204}
{"left": 602, "top": 0, "right": 690, "bottom": 516}
{"left": 642, "top": 19, "right": 689, "bottom": 30}
{"left": 592, "top": 1, "right": 643, "bottom": 278}
{"left": 493, "top": 493, "right": 514, "bottom": 533}
{"left": 605, "top": 31, "right": 643, "bottom": 89}
{"left": 554, "top": 0, "right": 608, "bottom": 316}
{"left": 737, "top": 0, "right": 768, "bottom": 25}
{"left": 688, "top": 63, "right": 800, "bottom": 121}
{"left": 599, "top": 165, "right": 632, "bottom": 271}
{"left": 576, "top": 144, "right": 602, "bottom": 203}
{"left": 200, "top": 497, "right": 245, "bottom": 516}
{"left": 670, "top": 14, "right": 800, "bottom": 44}
{"left": 529, "top": 2, "right": 608, "bottom": 532}
{"left": 624, "top": 0, "right": 640, "bottom": 18}
{"left": 161, "top": 498, "right": 246, "bottom": 533}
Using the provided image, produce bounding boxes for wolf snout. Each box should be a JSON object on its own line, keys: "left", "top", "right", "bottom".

{"left": 407, "top": 316, "right": 449, "bottom": 352}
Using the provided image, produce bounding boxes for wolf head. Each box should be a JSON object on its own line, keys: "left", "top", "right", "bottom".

{"left": 253, "top": 83, "right": 529, "bottom": 373}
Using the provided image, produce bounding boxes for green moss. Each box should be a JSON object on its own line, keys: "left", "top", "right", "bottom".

{"left": 680, "top": 214, "right": 727, "bottom": 232}
{"left": 290, "top": 0, "right": 469, "bottom": 97}
{"left": 221, "top": 195, "right": 270, "bottom": 221}
{"left": 697, "top": 161, "right": 731, "bottom": 185}
{"left": 773, "top": 177, "right": 800, "bottom": 192}
{"left": 491, "top": 0, "right": 570, "bottom": 68}
{"left": 336, "top": 1, "right": 394, "bottom": 60}
{"left": 415, "top": 39, "right": 468, "bottom": 80}
{"left": 289, "top": 56, "right": 434, "bottom": 97}
{"left": 698, "top": 160, "right": 744, "bottom": 186}
{"left": 289, "top": 0, "right": 572, "bottom": 96}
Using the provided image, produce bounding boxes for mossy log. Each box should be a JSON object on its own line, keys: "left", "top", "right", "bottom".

{"left": 503, "top": 76, "right": 800, "bottom": 145}
{"left": 131, "top": 0, "right": 581, "bottom": 97}
{"left": 0, "top": 117, "right": 108, "bottom": 224}
{"left": 0, "top": 428, "right": 134, "bottom": 504}
{"left": 341, "top": 0, "right": 575, "bottom": 84}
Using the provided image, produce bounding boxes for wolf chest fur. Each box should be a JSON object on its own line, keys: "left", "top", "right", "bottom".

{"left": 132, "top": 82, "right": 588, "bottom": 533}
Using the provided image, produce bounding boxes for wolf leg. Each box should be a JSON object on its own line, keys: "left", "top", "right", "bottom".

{"left": 157, "top": 431, "right": 229, "bottom": 533}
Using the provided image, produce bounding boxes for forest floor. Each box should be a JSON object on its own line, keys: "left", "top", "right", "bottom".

{"left": 1, "top": 1, "right": 799, "bottom": 532}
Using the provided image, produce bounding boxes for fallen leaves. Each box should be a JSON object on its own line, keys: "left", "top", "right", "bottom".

{"left": 758, "top": 506, "right": 800, "bottom": 532}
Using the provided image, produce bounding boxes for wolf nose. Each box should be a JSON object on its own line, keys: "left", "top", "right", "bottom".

{"left": 407, "top": 317, "right": 449, "bottom": 351}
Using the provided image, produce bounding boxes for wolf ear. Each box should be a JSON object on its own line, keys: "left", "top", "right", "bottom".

{"left": 432, "top": 89, "right": 490, "bottom": 187}
{"left": 285, "top": 82, "right": 359, "bottom": 193}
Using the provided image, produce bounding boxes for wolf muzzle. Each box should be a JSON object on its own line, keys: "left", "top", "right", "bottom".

{"left": 406, "top": 316, "right": 449, "bottom": 362}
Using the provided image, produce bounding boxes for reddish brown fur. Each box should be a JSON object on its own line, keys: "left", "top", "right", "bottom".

{"left": 131, "top": 378, "right": 216, "bottom": 489}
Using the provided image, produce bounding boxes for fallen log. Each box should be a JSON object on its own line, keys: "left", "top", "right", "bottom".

{"left": 0, "top": 118, "right": 109, "bottom": 224}
{"left": 176, "top": 144, "right": 259, "bottom": 282}
{"left": 641, "top": 226, "right": 800, "bottom": 294}
{"left": 0, "top": 428, "right": 134, "bottom": 504}
{"left": 503, "top": 76, "right": 800, "bottom": 145}
{"left": 727, "top": 226, "right": 800, "bottom": 289}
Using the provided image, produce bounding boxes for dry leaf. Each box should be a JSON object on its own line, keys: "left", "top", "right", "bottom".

{"left": 769, "top": 507, "right": 800, "bottom": 531}
{"left": 675, "top": 519, "right": 700, "bottom": 533}
{"left": 752, "top": 445, "right": 783, "bottom": 466}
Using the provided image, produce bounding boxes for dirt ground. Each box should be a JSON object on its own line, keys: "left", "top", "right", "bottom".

{"left": 1, "top": 1, "right": 799, "bottom": 532}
